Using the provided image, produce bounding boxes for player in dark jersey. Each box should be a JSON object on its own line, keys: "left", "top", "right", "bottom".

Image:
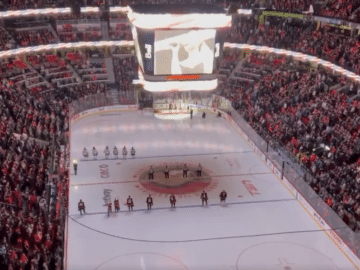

{"left": 220, "top": 190, "right": 227, "bottom": 203}
{"left": 114, "top": 198, "right": 120, "bottom": 212}
{"left": 127, "top": 196, "right": 134, "bottom": 211}
{"left": 170, "top": 194, "right": 176, "bottom": 208}
{"left": 146, "top": 195, "right": 153, "bottom": 210}
{"left": 201, "top": 190, "right": 208, "bottom": 206}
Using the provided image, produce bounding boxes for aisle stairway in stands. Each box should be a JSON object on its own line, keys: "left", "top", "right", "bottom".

{"left": 109, "top": 87, "right": 120, "bottom": 105}
{"left": 105, "top": 57, "right": 116, "bottom": 83}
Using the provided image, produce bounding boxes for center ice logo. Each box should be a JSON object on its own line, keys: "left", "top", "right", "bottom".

{"left": 134, "top": 162, "right": 218, "bottom": 196}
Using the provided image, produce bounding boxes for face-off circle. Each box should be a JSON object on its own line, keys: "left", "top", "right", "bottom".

{"left": 134, "top": 162, "right": 218, "bottom": 196}
{"left": 95, "top": 252, "right": 189, "bottom": 270}
{"left": 236, "top": 242, "right": 340, "bottom": 270}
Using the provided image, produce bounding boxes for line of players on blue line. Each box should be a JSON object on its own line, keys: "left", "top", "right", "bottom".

{"left": 82, "top": 146, "right": 135, "bottom": 159}
{"left": 78, "top": 190, "right": 228, "bottom": 217}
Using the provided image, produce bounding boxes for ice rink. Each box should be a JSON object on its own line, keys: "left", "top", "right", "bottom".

{"left": 67, "top": 110, "right": 358, "bottom": 270}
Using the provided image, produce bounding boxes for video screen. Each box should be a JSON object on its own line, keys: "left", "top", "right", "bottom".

{"left": 154, "top": 29, "right": 216, "bottom": 75}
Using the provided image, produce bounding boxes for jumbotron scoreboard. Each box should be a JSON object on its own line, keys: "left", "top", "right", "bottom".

{"left": 128, "top": 4, "right": 231, "bottom": 92}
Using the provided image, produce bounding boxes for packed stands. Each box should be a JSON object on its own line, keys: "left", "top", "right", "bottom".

{"left": 109, "top": 22, "right": 132, "bottom": 41}
{"left": 226, "top": 16, "right": 258, "bottom": 44}
{"left": 0, "top": 0, "right": 62, "bottom": 11}
{"left": 220, "top": 49, "right": 360, "bottom": 231}
{"left": 1, "top": 1, "right": 360, "bottom": 268}
{"left": 57, "top": 25, "right": 102, "bottom": 43}
{"left": 113, "top": 56, "right": 138, "bottom": 92}
{"left": 13, "top": 28, "right": 58, "bottom": 47}
{"left": 0, "top": 28, "right": 17, "bottom": 51}
{"left": 0, "top": 73, "right": 110, "bottom": 269}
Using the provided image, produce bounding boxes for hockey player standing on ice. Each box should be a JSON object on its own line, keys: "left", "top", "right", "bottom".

{"left": 107, "top": 201, "right": 112, "bottom": 217}
{"left": 164, "top": 165, "right": 169, "bottom": 179}
{"left": 82, "top": 147, "right": 89, "bottom": 159}
{"left": 183, "top": 164, "right": 188, "bottom": 178}
{"left": 122, "top": 146, "right": 127, "bottom": 159}
{"left": 92, "top": 147, "right": 98, "bottom": 160}
{"left": 190, "top": 109, "right": 193, "bottom": 119}
{"left": 104, "top": 146, "right": 110, "bottom": 159}
{"left": 78, "top": 199, "right": 86, "bottom": 215}
{"left": 149, "top": 166, "right": 154, "bottom": 180}
{"left": 131, "top": 147, "right": 135, "bottom": 158}
{"left": 113, "top": 146, "right": 118, "bottom": 159}
{"left": 146, "top": 195, "right": 153, "bottom": 210}
{"left": 114, "top": 198, "right": 120, "bottom": 212}
{"left": 170, "top": 194, "right": 176, "bottom": 208}
{"left": 220, "top": 190, "right": 227, "bottom": 203}
{"left": 127, "top": 196, "right": 134, "bottom": 211}
{"left": 201, "top": 190, "right": 208, "bottom": 206}
{"left": 197, "top": 163, "right": 202, "bottom": 177}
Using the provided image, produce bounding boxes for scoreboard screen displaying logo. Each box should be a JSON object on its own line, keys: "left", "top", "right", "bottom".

{"left": 128, "top": 4, "right": 231, "bottom": 92}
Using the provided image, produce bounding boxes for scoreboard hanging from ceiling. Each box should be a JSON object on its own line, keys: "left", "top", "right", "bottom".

{"left": 127, "top": 4, "right": 231, "bottom": 92}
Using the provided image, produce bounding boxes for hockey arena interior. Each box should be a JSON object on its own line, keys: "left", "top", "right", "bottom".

{"left": 2, "top": 0, "right": 360, "bottom": 269}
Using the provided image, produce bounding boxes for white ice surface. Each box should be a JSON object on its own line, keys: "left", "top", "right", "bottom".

{"left": 67, "top": 111, "right": 357, "bottom": 270}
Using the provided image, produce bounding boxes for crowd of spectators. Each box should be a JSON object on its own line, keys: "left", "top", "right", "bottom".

{"left": 113, "top": 56, "right": 138, "bottom": 92}
{"left": 0, "top": 76, "right": 110, "bottom": 269}
{"left": 14, "top": 29, "right": 57, "bottom": 47}
{"left": 57, "top": 25, "right": 102, "bottom": 43}
{"left": 0, "top": 78, "right": 69, "bottom": 269}
{"left": 111, "top": 46, "right": 134, "bottom": 55}
{"left": 1, "top": 0, "right": 360, "bottom": 24}
{"left": 0, "top": 28, "right": 17, "bottom": 52}
{"left": 0, "top": 0, "right": 63, "bottom": 11}
{"left": 109, "top": 23, "right": 132, "bottom": 41}
{"left": 221, "top": 49, "right": 360, "bottom": 231}
{"left": 226, "top": 16, "right": 258, "bottom": 44}
{"left": 227, "top": 15, "right": 360, "bottom": 77}
{"left": 317, "top": 0, "right": 360, "bottom": 21}
{"left": 248, "top": 16, "right": 314, "bottom": 50}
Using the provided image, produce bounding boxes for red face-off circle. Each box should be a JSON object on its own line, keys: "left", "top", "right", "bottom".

{"left": 135, "top": 162, "right": 217, "bottom": 196}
